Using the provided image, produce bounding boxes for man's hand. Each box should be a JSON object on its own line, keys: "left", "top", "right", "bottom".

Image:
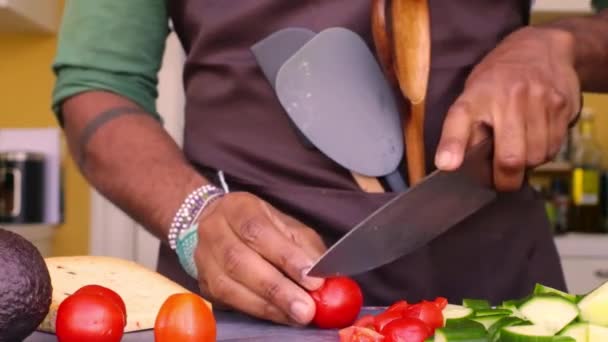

{"left": 435, "top": 26, "right": 581, "bottom": 191}
{"left": 194, "top": 192, "right": 327, "bottom": 326}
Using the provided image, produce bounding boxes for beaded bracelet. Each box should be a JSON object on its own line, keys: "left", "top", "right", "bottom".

{"left": 168, "top": 184, "right": 225, "bottom": 250}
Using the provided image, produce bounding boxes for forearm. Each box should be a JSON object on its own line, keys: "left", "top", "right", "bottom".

{"left": 541, "top": 9, "right": 608, "bottom": 92}
{"left": 62, "top": 91, "right": 208, "bottom": 242}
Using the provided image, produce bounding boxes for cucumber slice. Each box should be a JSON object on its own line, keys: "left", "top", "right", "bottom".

{"left": 488, "top": 317, "right": 530, "bottom": 342}
{"left": 588, "top": 324, "right": 608, "bottom": 342}
{"left": 578, "top": 281, "right": 608, "bottom": 326}
{"left": 519, "top": 295, "right": 580, "bottom": 334}
{"left": 434, "top": 319, "right": 487, "bottom": 342}
{"left": 558, "top": 322, "right": 588, "bottom": 342}
{"left": 463, "top": 298, "right": 491, "bottom": 310}
{"left": 443, "top": 304, "right": 474, "bottom": 321}
{"left": 501, "top": 325, "right": 575, "bottom": 342}
{"left": 472, "top": 314, "right": 509, "bottom": 330}
{"left": 475, "top": 308, "right": 513, "bottom": 317}
{"left": 533, "top": 284, "right": 577, "bottom": 303}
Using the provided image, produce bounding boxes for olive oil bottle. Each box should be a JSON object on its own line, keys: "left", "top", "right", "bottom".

{"left": 569, "top": 108, "right": 604, "bottom": 233}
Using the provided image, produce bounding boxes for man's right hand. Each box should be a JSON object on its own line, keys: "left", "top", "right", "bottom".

{"left": 194, "top": 192, "right": 327, "bottom": 326}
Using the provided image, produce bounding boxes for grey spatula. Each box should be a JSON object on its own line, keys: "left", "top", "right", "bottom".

{"left": 274, "top": 27, "right": 407, "bottom": 191}
{"left": 252, "top": 28, "right": 387, "bottom": 193}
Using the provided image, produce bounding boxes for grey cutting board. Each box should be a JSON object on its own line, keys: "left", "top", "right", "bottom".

{"left": 26, "top": 308, "right": 384, "bottom": 341}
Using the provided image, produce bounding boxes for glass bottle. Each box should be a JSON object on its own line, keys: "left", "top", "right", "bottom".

{"left": 569, "top": 108, "right": 604, "bottom": 233}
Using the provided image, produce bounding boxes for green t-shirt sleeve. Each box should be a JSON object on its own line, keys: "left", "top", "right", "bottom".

{"left": 51, "top": 0, "right": 170, "bottom": 125}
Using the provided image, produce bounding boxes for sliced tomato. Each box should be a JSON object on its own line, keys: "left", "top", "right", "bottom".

{"left": 402, "top": 302, "right": 444, "bottom": 333}
{"left": 380, "top": 317, "right": 432, "bottom": 342}
{"left": 353, "top": 315, "right": 377, "bottom": 330}
{"left": 433, "top": 297, "right": 448, "bottom": 310}
{"left": 373, "top": 310, "right": 403, "bottom": 332}
{"left": 339, "top": 326, "right": 385, "bottom": 342}
{"left": 385, "top": 300, "right": 409, "bottom": 314}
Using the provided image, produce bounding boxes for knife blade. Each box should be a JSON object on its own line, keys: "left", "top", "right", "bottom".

{"left": 306, "top": 139, "right": 496, "bottom": 277}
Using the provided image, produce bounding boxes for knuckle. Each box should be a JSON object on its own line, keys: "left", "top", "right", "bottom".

{"left": 527, "top": 153, "right": 546, "bottom": 166}
{"left": 509, "top": 80, "right": 527, "bottom": 96}
{"left": 261, "top": 280, "right": 283, "bottom": 302}
{"left": 549, "top": 90, "right": 568, "bottom": 110}
{"left": 529, "top": 82, "right": 546, "bottom": 98}
{"left": 223, "top": 244, "right": 243, "bottom": 276}
{"left": 498, "top": 155, "right": 525, "bottom": 171}
{"left": 449, "top": 100, "right": 473, "bottom": 118}
{"left": 208, "top": 274, "right": 231, "bottom": 299}
{"left": 239, "top": 217, "right": 265, "bottom": 243}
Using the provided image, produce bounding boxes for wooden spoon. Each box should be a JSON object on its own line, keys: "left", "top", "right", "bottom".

{"left": 391, "top": 0, "right": 431, "bottom": 185}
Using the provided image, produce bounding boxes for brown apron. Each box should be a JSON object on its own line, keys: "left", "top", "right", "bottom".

{"left": 160, "top": 0, "right": 567, "bottom": 305}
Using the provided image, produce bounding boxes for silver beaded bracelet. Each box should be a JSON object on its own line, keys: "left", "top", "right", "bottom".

{"left": 168, "top": 184, "right": 225, "bottom": 250}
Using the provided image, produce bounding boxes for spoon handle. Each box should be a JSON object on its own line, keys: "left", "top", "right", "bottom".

{"left": 391, "top": 0, "right": 430, "bottom": 185}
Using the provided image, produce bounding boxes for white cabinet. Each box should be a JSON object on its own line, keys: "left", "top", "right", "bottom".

{"left": 0, "top": 0, "right": 60, "bottom": 33}
{"left": 555, "top": 233, "right": 608, "bottom": 294}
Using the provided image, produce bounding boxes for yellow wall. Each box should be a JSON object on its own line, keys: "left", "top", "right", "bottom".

{"left": 0, "top": 0, "right": 90, "bottom": 256}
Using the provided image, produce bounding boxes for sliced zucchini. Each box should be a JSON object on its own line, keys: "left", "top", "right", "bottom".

{"left": 501, "top": 325, "right": 575, "bottom": 342}
{"left": 442, "top": 304, "right": 474, "bottom": 322}
{"left": 463, "top": 298, "right": 491, "bottom": 310}
{"left": 558, "top": 322, "right": 588, "bottom": 342}
{"left": 475, "top": 308, "right": 513, "bottom": 317}
{"left": 588, "top": 324, "right": 608, "bottom": 342}
{"left": 472, "top": 314, "right": 509, "bottom": 330}
{"left": 488, "top": 316, "right": 530, "bottom": 342}
{"left": 434, "top": 319, "right": 487, "bottom": 342}
{"left": 578, "top": 281, "right": 608, "bottom": 326}
{"left": 519, "top": 295, "right": 580, "bottom": 334}
{"left": 533, "top": 284, "right": 577, "bottom": 303}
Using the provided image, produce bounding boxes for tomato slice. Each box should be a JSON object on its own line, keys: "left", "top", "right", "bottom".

{"left": 339, "top": 326, "right": 385, "bottom": 342}
{"left": 433, "top": 297, "right": 448, "bottom": 310}
{"left": 385, "top": 300, "right": 409, "bottom": 314}
{"left": 402, "top": 302, "right": 444, "bottom": 333}
{"left": 373, "top": 310, "right": 404, "bottom": 332}
{"left": 380, "top": 317, "right": 432, "bottom": 342}
{"left": 353, "top": 315, "right": 377, "bottom": 330}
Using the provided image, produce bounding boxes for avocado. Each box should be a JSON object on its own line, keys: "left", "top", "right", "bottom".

{"left": 0, "top": 228, "right": 52, "bottom": 342}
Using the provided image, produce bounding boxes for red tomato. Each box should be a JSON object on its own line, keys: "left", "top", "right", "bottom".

{"left": 74, "top": 285, "right": 127, "bottom": 323}
{"left": 154, "top": 293, "right": 216, "bottom": 342}
{"left": 56, "top": 293, "right": 125, "bottom": 342}
{"left": 353, "top": 315, "right": 377, "bottom": 330}
{"left": 309, "top": 277, "right": 363, "bottom": 329}
{"left": 385, "top": 300, "right": 409, "bottom": 314}
{"left": 373, "top": 310, "right": 404, "bottom": 332}
{"left": 339, "top": 326, "right": 385, "bottom": 342}
{"left": 402, "top": 302, "right": 444, "bottom": 333}
{"left": 433, "top": 297, "right": 448, "bottom": 310}
{"left": 380, "top": 317, "right": 432, "bottom": 342}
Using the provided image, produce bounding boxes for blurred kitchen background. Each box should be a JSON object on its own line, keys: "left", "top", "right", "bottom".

{"left": 1, "top": 0, "right": 607, "bottom": 295}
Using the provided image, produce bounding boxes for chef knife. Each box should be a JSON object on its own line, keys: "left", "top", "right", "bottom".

{"left": 306, "top": 139, "right": 496, "bottom": 277}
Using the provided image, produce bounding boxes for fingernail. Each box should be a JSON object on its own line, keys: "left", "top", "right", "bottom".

{"left": 290, "top": 300, "right": 312, "bottom": 324}
{"left": 305, "top": 276, "right": 324, "bottom": 291}
{"left": 435, "top": 150, "right": 453, "bottom": 169}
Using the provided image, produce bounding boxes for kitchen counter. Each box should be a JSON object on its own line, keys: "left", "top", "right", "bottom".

{"left": 26, "top": 308, "right": 384, "bottom": 341}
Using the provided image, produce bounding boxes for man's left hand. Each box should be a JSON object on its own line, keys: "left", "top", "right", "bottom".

{"left": 435, "top": 26, "right": 581, "bottom": 191}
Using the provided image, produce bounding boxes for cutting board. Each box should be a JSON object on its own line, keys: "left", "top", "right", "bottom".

{"left": 26, "top": 308, "right": 384, "bottom": 341}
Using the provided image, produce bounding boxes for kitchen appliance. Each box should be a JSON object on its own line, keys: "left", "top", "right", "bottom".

{"left": 0, "top": 151, "right": 46, "bottom": 223}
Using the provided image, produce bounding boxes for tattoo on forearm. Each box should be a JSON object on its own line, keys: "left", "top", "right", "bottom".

{"left": 77, "top": 107, "right": 149, "bottom": 167}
